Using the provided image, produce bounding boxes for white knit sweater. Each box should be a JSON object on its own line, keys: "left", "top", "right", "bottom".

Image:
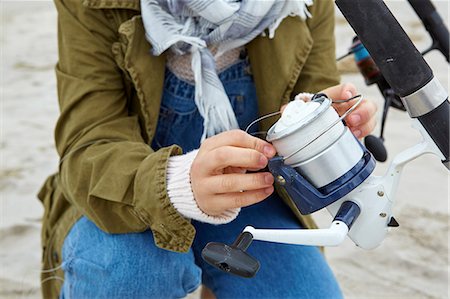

{"left": 166, "top": 150, "right": 240, "bottom": 224}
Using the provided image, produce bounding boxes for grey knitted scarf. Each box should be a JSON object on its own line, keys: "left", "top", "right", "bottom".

{"left": 141, "top": 0, "right": 313, "bottom": 141}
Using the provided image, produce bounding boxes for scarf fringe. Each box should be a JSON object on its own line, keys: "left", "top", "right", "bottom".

{"left": 268, "top": 0, "right": 313, "bottom": 38}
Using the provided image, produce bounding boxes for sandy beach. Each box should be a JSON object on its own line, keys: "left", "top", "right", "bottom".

{"left": 1, "top": 1, "right": 449, "bottom": 298}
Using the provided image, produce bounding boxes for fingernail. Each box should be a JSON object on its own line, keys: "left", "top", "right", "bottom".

{"left": 259, "top": 155, "right": 268, "bottom": 165}
{"left": 345, "top": 90, "right": 353, "bottom": 99}
{"left": 265, "top": 174, "right": 274, "bottom": 184}
{"left": 264, "top": 145, "right": 275, "bottom": 157}
{"left": 264, "top": 186, "right": 274, "bottom": 195}
{"left": 349, "top": 114, "right": 361, "bottom": 124}
{"left": 353, "top": 130, "right": 362, "bottom": 138}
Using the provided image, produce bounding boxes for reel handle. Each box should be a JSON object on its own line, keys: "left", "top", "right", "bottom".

{"left": 244, "top": 200, "right": 362, "bottom": 247}
{"left": 201, "top": 232, "right": 260, "bottom": 278}
{"left": 201, "top": 201, "right": 361, "bottom": 278}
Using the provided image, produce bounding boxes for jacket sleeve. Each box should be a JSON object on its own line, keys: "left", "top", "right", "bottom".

{"left": 54, "top": 0, "right": 195, "bottom": 252}
{"left": 293, "top": 0, "right": 341, "bottom": 94}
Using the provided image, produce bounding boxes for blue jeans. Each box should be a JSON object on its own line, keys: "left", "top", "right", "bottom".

{"left": 151, "top": 60, "right": 259, "bottom": 152}
{"left": 60, "top": 60, "right": 343, "bottom": 299}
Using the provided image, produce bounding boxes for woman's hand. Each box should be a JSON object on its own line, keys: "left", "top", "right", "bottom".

{"left": 283, "top": 83, "right": 378, "bottom": 138}
{"left": 190, "top": 130, "right": 276, "bottom": 216}
{"left": 322, "top": 83, "right": 378, "bottom": 138}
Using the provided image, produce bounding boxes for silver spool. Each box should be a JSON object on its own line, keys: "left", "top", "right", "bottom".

{"left": 267, "top": 96, "right": 364, "bottom": 188}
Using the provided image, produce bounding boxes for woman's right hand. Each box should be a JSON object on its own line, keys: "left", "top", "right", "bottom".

{"left": 190, "top": 130, "right": 276, "bottom": 216}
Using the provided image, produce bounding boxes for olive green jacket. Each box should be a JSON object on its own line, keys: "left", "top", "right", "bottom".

{"left": 38, "top": 0, "right": 339, "bottom": 297}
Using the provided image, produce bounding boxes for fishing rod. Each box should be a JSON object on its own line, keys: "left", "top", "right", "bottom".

{"left": 340, "top": 0, "right": 449, "bottom": 162}
{"left": 408, "top": 0, "right": 449, "bottom": 61}
{"left": 201, "top": 0, "right": 449, "bottom": 278}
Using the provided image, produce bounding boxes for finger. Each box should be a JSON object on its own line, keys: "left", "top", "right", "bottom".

{"left": 332, "top": 97, "right": 361, "bottom": 116}
{"left": 345, "top": 99, "right": 377, "bottom": 127}
{"left": 202, "top": 146, "right": 268, "bottom": 174}
{"left": 223, "top": 166, "right": 246, "bottom": 174}
{"left": 350, "top": 115, "right": 377, "bottom": 138}
{"left": 322, "top": 83, "right": 357, "bottom": 101}
{"left": 204, "top": 172, "right": 274, "bottom": 194}
{"left": 201, "top": 130, "right": 276, "bottom": 158}
{"left": 209, "top": 187, "right": 274, "bottom": 213}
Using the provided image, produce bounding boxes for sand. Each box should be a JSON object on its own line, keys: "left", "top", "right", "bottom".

{"left": 0, "top": 1, "right": 448, "bottom": 298}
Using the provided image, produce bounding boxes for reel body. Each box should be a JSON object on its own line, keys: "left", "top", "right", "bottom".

{"left": 202, "top": 94, "right": 444, "bottom": 278}
{"left": 266, "top": 96, "right": 375, "bottom": 215}
{"left": 264, "top": 95, "right": 391, "bottom": 250}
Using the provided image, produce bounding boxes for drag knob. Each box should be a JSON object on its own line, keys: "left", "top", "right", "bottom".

{"left": 365, "top": 135, "right": 388, "bottom": 162}
{"left": 202, "top": 232, "right": 260, "bottom": 278}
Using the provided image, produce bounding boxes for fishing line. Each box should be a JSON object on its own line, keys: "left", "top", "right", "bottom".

{"left": 41, "top": 276, "right": 64, "bottom": 285}
{"left": 38, "top": 263, "right": 64, "bottom": 273}
{"left": 331, "top": 94, "right": 362, "bottom": 103}
{"left": 248, "top": 131, "right": 269, "bottom": 138}
{"left": 245, "top": 111, "right": 281, "bottom": 133}
{"left": 17, "top": 260, "right": 64, "bottom": 299}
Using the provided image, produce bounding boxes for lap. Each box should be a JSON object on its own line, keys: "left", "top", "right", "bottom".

{"left": 191, "top": 194, "right": 343, "bottom": 299}
{"left": 60, "top": 216, "right": 201, "bottom": 299}
{"left": 60, "top": 195, "right": 342, "bottom": 299}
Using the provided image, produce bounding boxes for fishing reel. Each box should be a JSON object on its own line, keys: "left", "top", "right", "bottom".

{"left": 201, "top": 93, "right": 446, "bottom": 278}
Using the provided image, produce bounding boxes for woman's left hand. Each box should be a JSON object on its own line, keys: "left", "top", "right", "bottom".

{"left": 321, "top": 83, "right": 378, "bottom": 139}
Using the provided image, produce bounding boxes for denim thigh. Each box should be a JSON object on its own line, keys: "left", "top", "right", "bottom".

{"left": 60, "top": 198, "right": 342, "bottom": 299}
{"left": 191, "top": 194, "right": 343, "bottom": 299}
{"left": 60, "top": 217, "right": 201, "bottom": 299}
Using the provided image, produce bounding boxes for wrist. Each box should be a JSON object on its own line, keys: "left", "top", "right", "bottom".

{"left": 166, "top": 149, "right": 240, "bottom": 224}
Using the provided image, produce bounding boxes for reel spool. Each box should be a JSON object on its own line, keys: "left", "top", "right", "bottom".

{"left": 266, "top": 95, "right": 375, "bottom": 214}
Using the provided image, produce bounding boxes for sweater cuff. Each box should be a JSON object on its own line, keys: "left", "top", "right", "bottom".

{"left": 166, "top": 149, "right": 240, "bottom": 224}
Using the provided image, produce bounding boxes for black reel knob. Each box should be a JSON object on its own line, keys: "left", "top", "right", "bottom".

{"left": 365, "top": 135, "right": 387, "bottom": 162}
{"left": 201, "top": 232, "right": 260, "bottom": 278}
